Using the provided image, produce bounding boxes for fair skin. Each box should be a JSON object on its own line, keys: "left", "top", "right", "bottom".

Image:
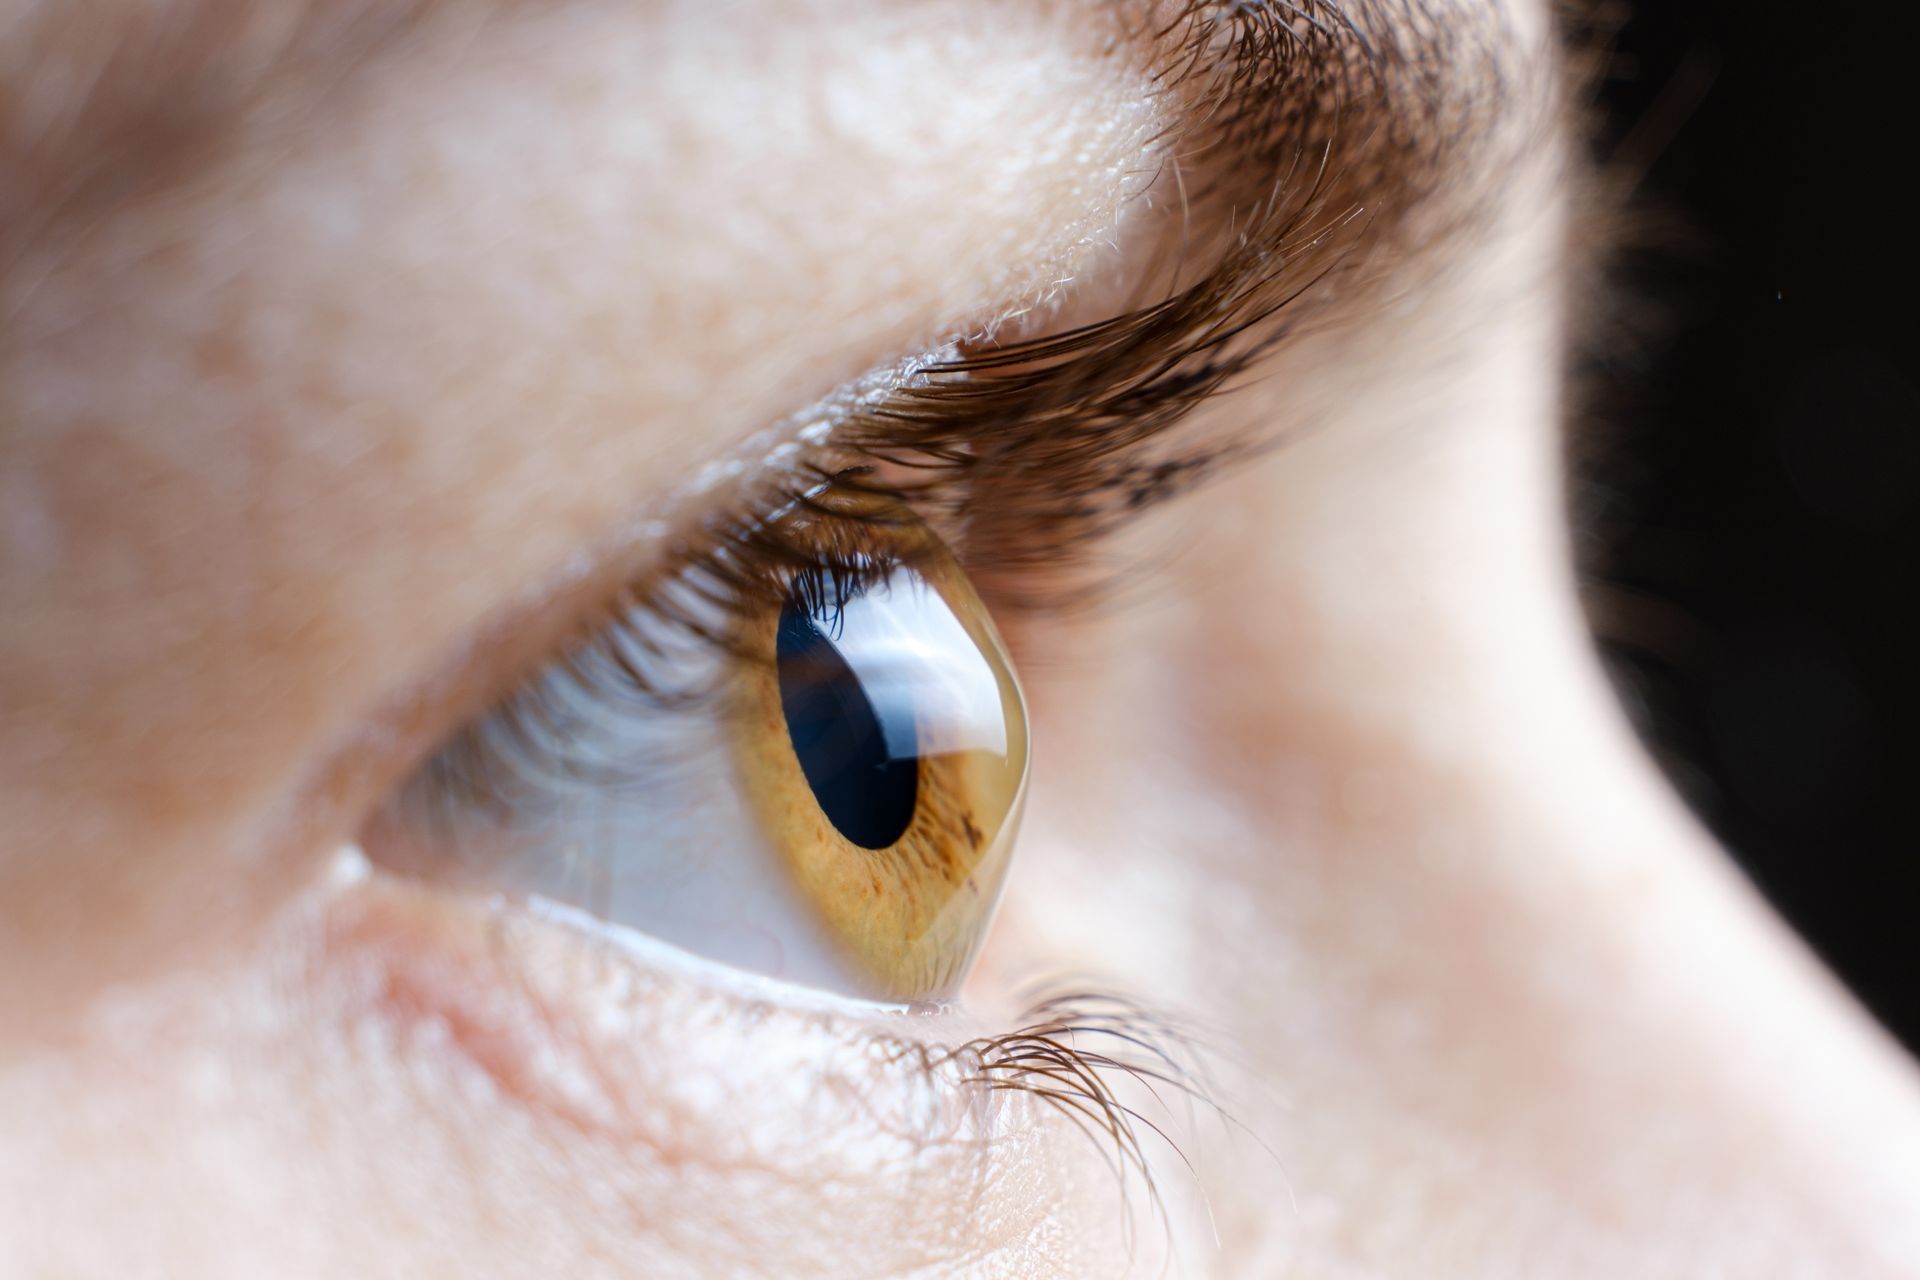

{"left": 3, "top": 1, "right": 1918, "bottom": 1276}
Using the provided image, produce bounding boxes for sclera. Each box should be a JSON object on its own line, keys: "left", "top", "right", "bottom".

{"left": 728, "top": 511, "right": 1028, "bottom": 1003}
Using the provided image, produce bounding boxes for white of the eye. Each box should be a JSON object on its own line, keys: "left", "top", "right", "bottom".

{"left": 506, "top": 715, "right": 872, "bottom": 998}
{"left": 829, "top": 567, "right": 1007, "bottom": 761}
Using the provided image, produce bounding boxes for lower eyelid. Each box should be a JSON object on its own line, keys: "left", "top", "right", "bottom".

{"left": 319, "top": 868, "right": 1213, "bottom": 1241}
{"left": 309, "top": 871, "right": 1175, "bottom": 1274}
{"left": 324, "top": 871, "right": 997, "bottom": 1147}
{"left": 307, "top": 871, "right": 1145, "bottom": 1268}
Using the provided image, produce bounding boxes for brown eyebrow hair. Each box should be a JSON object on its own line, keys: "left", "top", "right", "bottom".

{"left": 790, "top": 1, "right": 1559, "bottom": 602}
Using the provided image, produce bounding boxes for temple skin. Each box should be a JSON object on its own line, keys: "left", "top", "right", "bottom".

{"left": 4, "top": 0, "right": 1920, "bottom": 1275}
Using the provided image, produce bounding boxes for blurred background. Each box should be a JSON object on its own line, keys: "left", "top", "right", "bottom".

{"left": 1581, "top": 1, "right": 1920, "bottom": 1050}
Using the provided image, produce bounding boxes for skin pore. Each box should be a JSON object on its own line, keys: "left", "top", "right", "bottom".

{"left": 4, "top": 0, "right": 1920, "bottom": 1276}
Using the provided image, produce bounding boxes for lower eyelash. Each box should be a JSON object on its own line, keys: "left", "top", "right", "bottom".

{"left": 884, "top": 987, "right": 1257, "bottom": 1254}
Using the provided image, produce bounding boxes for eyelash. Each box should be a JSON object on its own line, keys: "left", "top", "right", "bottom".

{"left": 886, "top": 986, "right": 1258, "bottom": 1246}
{"left": 418, "top": 188, "right": 1351, "bottom": 809}
{"left": 423, "top": 329, "right": 1266, "bottom": 816}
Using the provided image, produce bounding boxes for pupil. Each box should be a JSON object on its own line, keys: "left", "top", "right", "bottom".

{"left": 775, "top": 594, "right": 919, "bottom": 850}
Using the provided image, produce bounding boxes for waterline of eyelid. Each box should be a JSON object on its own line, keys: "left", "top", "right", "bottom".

{"left": 456, "top": 883, "right": 1250, "bottom": 1189}
{"left": 521, "top": 894, "right": 945, "bottom": 1019}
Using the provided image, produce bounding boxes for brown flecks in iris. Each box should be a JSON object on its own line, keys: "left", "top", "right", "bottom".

{"left": 893, "top": 757, "right": 987, "bottom": 886}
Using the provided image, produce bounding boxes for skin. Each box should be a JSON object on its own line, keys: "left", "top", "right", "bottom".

{"left": 3, "top": 0, "right": 1918, "bottom": 1275}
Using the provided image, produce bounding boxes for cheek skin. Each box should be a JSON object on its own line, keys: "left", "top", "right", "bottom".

{"left": 0, "top": 871, "right": 1139, "bottom": 1278}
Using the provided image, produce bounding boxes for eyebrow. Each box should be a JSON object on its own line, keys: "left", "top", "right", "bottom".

{"left": 783, "top": 1, "right": 1548, "bottom": 593}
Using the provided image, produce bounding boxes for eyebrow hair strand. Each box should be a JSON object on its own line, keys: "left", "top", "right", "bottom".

{"left": 764, "top": 1, "right": 1548, "bottom": 602}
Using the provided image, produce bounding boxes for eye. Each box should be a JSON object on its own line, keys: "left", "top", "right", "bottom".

{"left": 361, "top": 490, "right": 1028, "bottom": 1004}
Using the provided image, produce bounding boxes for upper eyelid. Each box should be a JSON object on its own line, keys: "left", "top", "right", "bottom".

{"left": 408, "top": 164, "right": 1342, "bottom": 810}
{"left": 394, "top": 0, "right": 1526, "bottom": 734}
{"left": 299, "top": 0, "right": 1531, "bottom": 825}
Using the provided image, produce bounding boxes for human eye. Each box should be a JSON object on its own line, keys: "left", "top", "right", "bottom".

{"left": 39, "top": 3, "right": 1920, "bottom": 1278}
{"left": 362, "top": 479, "right": 1029, "bottom": 1003}
{"left": 338, "top": 0, "right": 1429, "bottom": 1021}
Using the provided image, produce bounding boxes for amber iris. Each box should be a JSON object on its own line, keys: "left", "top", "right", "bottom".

{"left": 730, "top": 501, "right": 1027, "bottom": 1001}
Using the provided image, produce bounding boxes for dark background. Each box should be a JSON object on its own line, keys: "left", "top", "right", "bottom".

{"left": 1582, "top": 2, "right": 1920, "bottom": 1050}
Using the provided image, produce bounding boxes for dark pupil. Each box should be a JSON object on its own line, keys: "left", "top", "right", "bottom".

{"left": 775, "top": 595, "right": 919, "bottom": 850}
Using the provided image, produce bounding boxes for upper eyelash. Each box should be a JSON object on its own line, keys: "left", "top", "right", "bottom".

{"left": 408, "top": 473, "right": 927, "bottom": 812}
{"left": 771, "top": 0, "right": 1521, "bottom": 601}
